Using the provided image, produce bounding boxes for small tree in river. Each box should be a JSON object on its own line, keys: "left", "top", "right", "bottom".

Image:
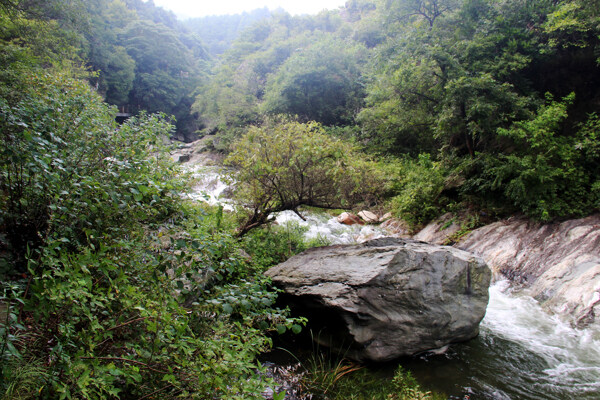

{"left": 226, "top": 118, "right": 382, "bottom": 236}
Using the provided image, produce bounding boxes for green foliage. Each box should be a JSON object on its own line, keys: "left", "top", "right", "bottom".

{"left": 121, "top": 19, "right": 201, "bottom": 116}
{"left": 0, "top": 0, "right": 87, "bottom": 67}
{"left": 0, "top": 68, "right": 182, "bottom": 269}
{"left": 0, "top": 58, "right": 298, "bottom": 399}
{"left": 386, "top": 155, "right": 449, "bottom": 227}
{"left": 193, "top": 65, "right": 261, "bottom": 147}
{"left": 226, "top": 118, "right": 384, "bottom": 235}
{"left": 262, "top": 36, "right": 368, "bottom": 125}
{"left": 359, "top": 0, "right": 540, "bottom": 157}
{"left": 242, "top": 220, "right": 331, "bottom": 270}
{"left": 192, "top": 4, "right": 379, "bottom": 145}
{"left": 0, "top": 283, "right": 26, "bottom": 364}
{"left": 482, "top": 93, "right": 599, "bottom": 220}
{"left": 297, "top": 347, "right": 443, "bottom": 400}
{"left": 18, "top": 229, "right": 282, "bottom": 399}
{"left": 543, "top": 0, "right": 600, "bottom": 50}
{"left": 386, "top": 367, "right": 444, "bottom": 400}
{"left": 302, "top": 356, "right": 366, "bottom": 398}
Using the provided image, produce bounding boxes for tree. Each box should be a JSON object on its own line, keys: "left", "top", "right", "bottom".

{"left": 386, "top": 0, "right": 460, "bottom": 28}
{"left": 183, "top": 7, "right": 273, "bottom": 56}
{"left": 85, "top": 0, "right": 137, "bottom": 106}
{"left": 485, "top": 94, "right": 599, "bottom": 220}
{"left": 359, "top": 0, "right": 546, "bottom": 156}
{"left": 225, "top": 119, "right": 383, "bottom": 235}
{"left": 121, "top": 19, "right": 206, "bottom": 139}
{"left": 261, "top": 36, "right": 368, "bottom": 125}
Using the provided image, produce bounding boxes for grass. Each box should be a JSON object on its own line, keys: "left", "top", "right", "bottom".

{"left": 283, "top": 331, "right": 445, "bottom": 400}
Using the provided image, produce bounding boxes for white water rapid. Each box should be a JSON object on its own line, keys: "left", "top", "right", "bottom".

{"left": 469, "top": 281, "right": 600, "bottom": 399}
{"left": 185, "top": 165, "right": 233, "bottom": 210}
{"left": 275, "top": 210, "right": 387, "bottom": 244}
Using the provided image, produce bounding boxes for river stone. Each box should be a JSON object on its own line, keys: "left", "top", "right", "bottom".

{"left": 379, "top": 212, "right": 393, "bottom": 223}
{"left": 337, "top": 212, "right": 364, "bottom": 225}
{"left": 358, "top": 210, "right": 379, "bottom": 223}
{"left": 381, "top": 218, "right": 412, "bottom": 237}
{"left": 266, "top": 237, "right": 491, "bottom": 362}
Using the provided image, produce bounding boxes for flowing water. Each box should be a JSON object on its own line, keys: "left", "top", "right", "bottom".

{"left": 191, "top": 169, "right": 600, "bottom": 399}
{"left": 185, "top": 165, "right": 234, "bottom": 210}
{"left": 404, "top": 281, "right": 600, "bottom": 399}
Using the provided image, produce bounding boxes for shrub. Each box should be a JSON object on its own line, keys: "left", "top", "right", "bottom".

{"left": 386, "top": 154, "right": 449, "bottom": 227}
{"left": 0, "top": 67, "right": 303, "bottom": 398}
{"left": 467, "top": 94, "right": 600, "bottom": 221}
{"left": 0, "top": 69, "right": 183, "bottom": 272}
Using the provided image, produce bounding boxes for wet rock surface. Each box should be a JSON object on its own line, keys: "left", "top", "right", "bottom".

{"left": 336, "top": 212, "right": 364, "bottom": 226}
{"left": 456, "top": 215, "right": 600, "bottom": 327}
{"left": 170, "top": 138, "right": 225, "bottom": 166}
{"left": 266, "top": 238, "right": 491, "bottom": 362}
{"left": 358, "top": 210, "right": 378, "bottom": 223}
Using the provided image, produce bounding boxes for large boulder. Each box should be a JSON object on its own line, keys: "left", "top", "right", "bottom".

{"left": 266, "top": 238, "right": 491, "bottom": 362}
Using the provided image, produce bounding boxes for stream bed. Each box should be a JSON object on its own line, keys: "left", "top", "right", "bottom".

{"left": 189, "top": 166, "right": 600, "bottom": 399}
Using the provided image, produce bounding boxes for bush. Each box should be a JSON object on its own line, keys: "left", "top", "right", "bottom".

{"left": 0, "top": 69, "right": 183, "bottom": 272}
{"left": 242, "top": 220, "right": 332, "bottom": 270}
{"left": 386, "top": 154, "right": 449, "bottom": 227}
{"left": 242, "top": 222, "right": 311, "bottom": 270}
{"left": 0, "top": 67, "right": 303, "bottom": 398}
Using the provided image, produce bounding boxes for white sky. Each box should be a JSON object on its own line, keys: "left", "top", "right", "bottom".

{"left": 150, "top": 0, "right": 347, "bottom": 18}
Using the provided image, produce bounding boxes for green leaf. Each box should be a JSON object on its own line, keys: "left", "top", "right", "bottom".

{"left": 273, "top": 390, "right": 286, "bottom": 400}
{"left": 222, "top": 303, "right": 233, "bottom": 314}
{"left": 291, "top": 324, "right": 302, "bottom": 334}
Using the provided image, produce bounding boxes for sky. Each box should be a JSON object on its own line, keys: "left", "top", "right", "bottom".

{"left": 150, "top": 0, "right": 348, "bottom": 19}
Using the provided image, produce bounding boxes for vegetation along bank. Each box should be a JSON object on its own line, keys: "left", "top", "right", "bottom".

{"left": 1, "top": 0, "right": 599, "bottom": 398}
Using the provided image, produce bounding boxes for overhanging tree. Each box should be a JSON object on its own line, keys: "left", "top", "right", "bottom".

{"left": 225, "top": 118, "right": 383, "bottom": 235}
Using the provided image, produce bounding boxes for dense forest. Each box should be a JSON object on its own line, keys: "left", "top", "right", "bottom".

{"left": 193, "top": 0, "right": 600, "bottom": 224}
{"left": 1, "top": 0, "right": 599, "bottom": 398}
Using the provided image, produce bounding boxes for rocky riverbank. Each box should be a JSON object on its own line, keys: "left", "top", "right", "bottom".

{"left": 174, "top": 140, "right": 600, "bottom": 329}
{"left": 411, "top": 213, "right": 600, "bottom": 328}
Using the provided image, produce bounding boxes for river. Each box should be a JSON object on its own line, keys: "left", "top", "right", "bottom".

{"left": 188, "top": 165, "right": 600, "bottom": 399}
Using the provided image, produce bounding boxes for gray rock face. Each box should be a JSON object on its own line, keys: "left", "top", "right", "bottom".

{"left": 458, "top": 215, "right": 600, "bottom": 327}
{"left": 266, "top": 238, "right": 491, "bottom": 362}
{"left": 412, "top": 212, "right": 462, "bottom": 244}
